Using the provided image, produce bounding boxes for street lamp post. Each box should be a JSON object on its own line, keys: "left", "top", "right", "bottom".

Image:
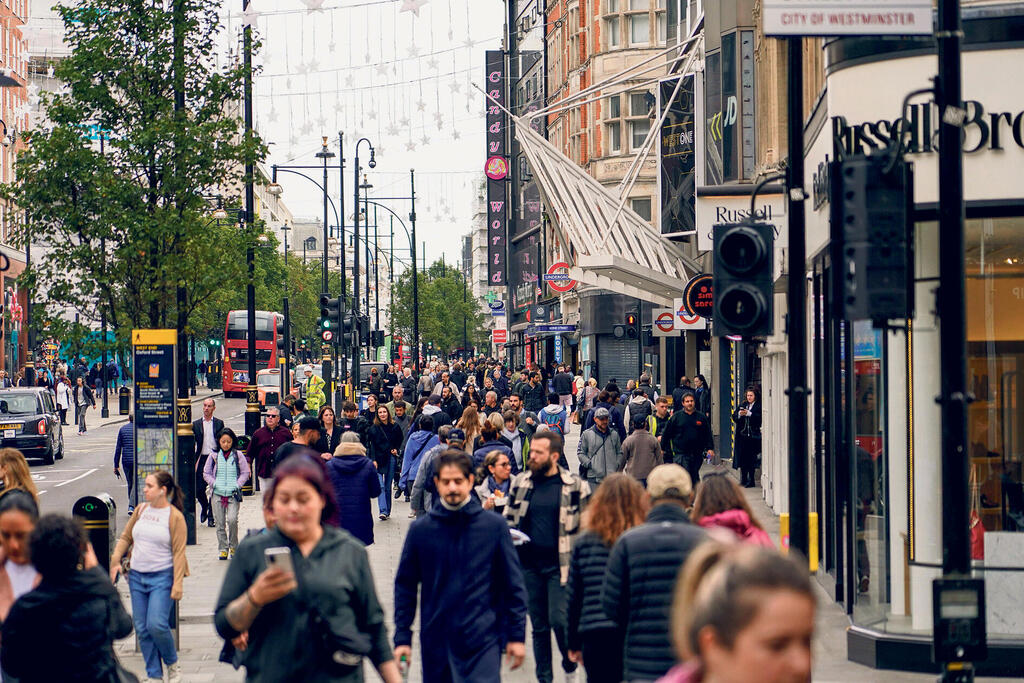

{"left": 280, "top": 221, "right": 291, "bottom": 398}
{"left": 242, "top": 0, "right": 259, "bottom": 442}
{"left": 314, "top": 136, "right": 335, "bottom": 296}
{"left": 352, "top": 138, "right": 376, "bottom": 389}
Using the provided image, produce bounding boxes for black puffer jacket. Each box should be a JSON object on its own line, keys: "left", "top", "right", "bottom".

{"left": 601, "top": 503, "right": 706, "bottom": 681}
{"left": 567, "top": 531, "right": 619, "bottom": 650}
{"left": 1, "top": 567, "right": 134, "bottom": 683}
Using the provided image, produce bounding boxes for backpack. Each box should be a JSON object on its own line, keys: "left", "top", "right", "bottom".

{"left": 540, "top": 409, "right": 564, "bottom": 435}
{"left": 628, "top": 400, "right": 653, "bottom": 431}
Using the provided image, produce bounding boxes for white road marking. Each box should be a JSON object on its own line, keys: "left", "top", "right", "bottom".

{"left": 37, "top": 490, "right": 47, "bottom": 496}
{"left": 53, "top": 468, "right": 98, "bottom": 487}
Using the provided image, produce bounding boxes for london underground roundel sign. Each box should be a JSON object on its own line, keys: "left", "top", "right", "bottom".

{"left": 544, "top": 261, "right": 577, "bottom": 293}
{"left": 655, "top": 311, "right": 676, "bottom": 333}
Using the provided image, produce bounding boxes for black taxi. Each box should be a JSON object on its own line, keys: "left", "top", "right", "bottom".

{"left": 0, "top": 388, "right": 65, "bottom": 465}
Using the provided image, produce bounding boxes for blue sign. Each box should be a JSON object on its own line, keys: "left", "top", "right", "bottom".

{"left": 543, "top": 273, "right": 572, "bottom": 282}
{"left": 554, "top": 335, "right": 563, "bottom": 362}
{"left": 490, "top": 309, "right": 506, "bottom": 317}
{"left": 536, "top": 324, "right": 576, "bottom": 333}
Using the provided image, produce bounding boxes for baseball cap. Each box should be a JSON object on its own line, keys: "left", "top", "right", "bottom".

{"left": 646, "top": 464, "right": 693, "bottom": 501}
{"left": 448, "top": 428, "right": 466, "bottom": 443}
{"left": 632, "top": 415, "right": 648, "bottom": 430}
{"left": 594, "top": 407, "right": 610, "bottom": 419}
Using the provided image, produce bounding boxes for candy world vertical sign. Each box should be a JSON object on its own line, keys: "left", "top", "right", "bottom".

{"left": 484, "top": 50, "right": 508, "bottom": 286}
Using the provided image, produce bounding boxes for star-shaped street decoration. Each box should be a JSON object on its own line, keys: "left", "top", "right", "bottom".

{"left": 308, "top": 59, "right": 319, "bottom": 72}
{"left": 316, "top": 116, "right": 327, "bottom": 128}
{"left": 449, "top": 81, "right": 461, "bottom": 94}
{"left": 416, "top": 100, "right": 426, "bottom": 112}
{"left": 301, "top": 0, "right": 325, "bottom": 9}
{"left": 376, "top": 63, "right": 389, "bottom": 76}
{"left": 399, "top": 117, "right": 410, "bottom": 127}
{"left": 427, "top": 57, "right": 439, "bottom": 70}
{"left": 367, "top": 110, "right": 377, "bottom": 120}
{"left": 399, "top": 0, "right": 429, "bottom": 17}
{"left": 267, "top": 109, "right": 278, "bottom": 123}
{"left": 452, "top": 130, "right": 461, "bottom": 140}
{"left": 289, "top": 135, "right": 298, "bottom": 147}
{"left": 407, "top": 45, "right": 419, "bottom": 58}
{"left": 299, "top": 121, "right": 314, "bottom": 135}
{"left": 376, "top": 145, "right": 386, "bottom": 157}
{"left": 463, "top": 37, "right": 475, "bottom": 48}
{"left": 385, "top": 124, "right": 399, "bottom": 136}
{"left": 364, "top": 53, "right": 371, "bottom": 63}
{"left": 405, "top": 140, "right": 417, "bottom": 152}
{"left": 344, "top": 74, "right": 354, "bottom": 86}
{"left": 241, "top": 4, "right": 258, "bottom": 28}
{"left": 422, "top": 134, "right": 431, "bottom": 145}
{"left": 328, "top": 42, "right": 336, "bottom": 52}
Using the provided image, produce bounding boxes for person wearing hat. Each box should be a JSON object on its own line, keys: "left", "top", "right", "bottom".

{"left": 618, "top": 414, "right": 663, "bottom": 488}
{"left": 601, "top": 464, "right": 707, "bottom": 681}
{"left": 326, "top": 432, "right": 381, "bottom": 545}
{"left": 409, "top": 425, "right": 463, "bottom": 517}
{"left": 578, "top": 406, "right": 623, "bottom": 489}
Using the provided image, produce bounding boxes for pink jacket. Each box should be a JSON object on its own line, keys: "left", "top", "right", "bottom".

{"left": 697, "top": 509, "right": 774, "bottom": 548}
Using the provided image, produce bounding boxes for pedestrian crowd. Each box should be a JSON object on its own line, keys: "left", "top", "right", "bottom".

{"left": 0, "top": 358, "right": 791, "bottom": 683}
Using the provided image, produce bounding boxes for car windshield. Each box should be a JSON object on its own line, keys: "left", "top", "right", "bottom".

{"left": 0, "top": 394, "right": 39, "bottom": 415}
{"left": 257, "top": 374, "right": 278, "bottom": 387}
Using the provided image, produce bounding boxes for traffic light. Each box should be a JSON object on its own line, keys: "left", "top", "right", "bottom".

{"left": 613, "top": 313, "right": 640, "bottom": 340}
{"left": 370, "top": 330, "right": 385, "bottom": 347}
{"left": 359, "top": 316, "right": 371, "bottom": 346}
{"left": 712, "top": 220, "right": 774, "bottom": 337}
{"left": 319, "top": 293, "right": 344, "bottom": 334}
{"left": 275, "top": 316, "right": 286, "bottom": 353}
{"left": 832, "top": 154, "right": 913, "bottom": 321}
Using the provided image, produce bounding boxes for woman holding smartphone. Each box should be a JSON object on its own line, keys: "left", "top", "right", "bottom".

{"left": 214, "top": 457, "right": 402, "bottom": 682}
{"left": 110, "top": 470, "right": 189, "bottom": 683}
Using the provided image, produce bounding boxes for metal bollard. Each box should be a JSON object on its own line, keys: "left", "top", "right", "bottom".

{"left": 72, "top": 494, "right": 116, "bottom": 571}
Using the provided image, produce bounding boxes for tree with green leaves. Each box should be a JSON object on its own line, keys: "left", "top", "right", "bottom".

{"left": 388, "top": 259, "right": 488, "bottom": 356}
{"left": 3, "top": 0, "right": 265, "bottom": 358}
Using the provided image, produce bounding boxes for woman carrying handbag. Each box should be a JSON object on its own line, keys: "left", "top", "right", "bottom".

{"left": 110, "top": 471, "right": 189, "bottom": 683}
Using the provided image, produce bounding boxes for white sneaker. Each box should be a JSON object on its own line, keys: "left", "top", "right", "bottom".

{"left": 166, "top": 661, "right": 183, "bottom": 683}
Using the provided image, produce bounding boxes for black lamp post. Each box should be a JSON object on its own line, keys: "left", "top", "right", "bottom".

{"left": 314, "top": 137, "right": 335, "bottom": 295}
{"left": 352, "top": 138, "right": 375, "bottom": 388}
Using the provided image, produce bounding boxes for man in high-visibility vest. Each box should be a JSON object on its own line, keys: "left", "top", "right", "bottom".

{"left": 304, "top": 367, "right": 326, "bottom": 413}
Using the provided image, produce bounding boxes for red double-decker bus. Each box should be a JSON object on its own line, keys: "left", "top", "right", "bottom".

{"left": 222, "top": 310, "right": 282, "bottom": 396}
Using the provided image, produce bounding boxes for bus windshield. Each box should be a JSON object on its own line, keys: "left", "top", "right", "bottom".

{"left": 226, "top": 311, "right": 276, "bottom": 342}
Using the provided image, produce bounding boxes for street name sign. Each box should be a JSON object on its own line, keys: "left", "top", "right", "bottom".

{"left": 762, "top": 1, "right": 934, "bottom": 37}
{"left": 132, "top": 329, "right": 177, "bottom": 492}
{"left": 537, "top": 324, "right": 576, "bottom": 333}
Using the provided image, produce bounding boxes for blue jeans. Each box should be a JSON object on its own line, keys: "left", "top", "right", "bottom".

{"left": 377, "top": 455, "right": 396, "bottom": 516}
{"left": 128, "top": 568, "right": 177, "bottom": 678}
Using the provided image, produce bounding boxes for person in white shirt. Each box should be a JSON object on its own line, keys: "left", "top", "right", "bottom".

{"left": 191, "top": 399, "right": 223, "bottom": 528}
{"left": 55, "top": 374, "right": 73, "bottom": 425}
{"left": 110, "top": 471, "right": 189, "bottom": 683}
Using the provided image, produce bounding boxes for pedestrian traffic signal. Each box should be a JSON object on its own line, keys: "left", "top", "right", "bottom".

{"left": 371, "top": 330, "right": 385, "bottom": 347}
{"left": 319, "top": 293, "right": 344, "bottom": 334}
{"left": 832, "top": 154, "right": 913, "bottom": 321}
{"left": 613, "top": 313, "right": 640, "bottom": 339}
{"left": 713, "top": 220, "right": 774, "bottom": 337}
{"left": 275, "top": 316, "right": 286, "bottom": 352}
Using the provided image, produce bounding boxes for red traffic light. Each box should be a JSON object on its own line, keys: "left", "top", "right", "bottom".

{"left": 625, "top": 313, "right": 637, "bottom": 326}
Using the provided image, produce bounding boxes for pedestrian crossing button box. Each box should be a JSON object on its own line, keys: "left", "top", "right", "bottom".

{"left": 932, "top": 577, "right": 986, "bottom": 664}
{"left": 73, "top": 493, "right": 116, "bottom": 571}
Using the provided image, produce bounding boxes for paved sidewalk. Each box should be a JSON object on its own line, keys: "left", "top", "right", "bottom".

{"left": 110, "top": 424, "right": 992, "bottom": 682}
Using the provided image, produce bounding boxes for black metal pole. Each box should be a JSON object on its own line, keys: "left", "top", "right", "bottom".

{"left": 352, "top": 141, "right": 367, "bottom": 388}
{"left": 338, "top": 131, "right": 347, "bottom": 402}
{"left": 373, "top": 205, "right": 380, "bottom": 347}
{"left": 23, "top": 210, "right": 33, "bottom": 386}
{"left": 243, "top": 0, "right": 259, "bottom": 440}
{"left": 937, "top": 0, "right": 969, "bottom": 577}
{"left": 364, "top": 182, "right": 371, "bottom": 319}
{"left": 189, "top": 335, "right": 196, "bottom": 397}
{"left": 282, "top": 225, "right": 290, "bottom": 398}
{"left": 410, "top": 169, "right": 420, "bottom": 372}
{"left": 786, "top": 37, "right": 809, "bottom": 559}
{"left": 99, "top": 133, "right": 109, "bottom": 416}
{"left": 172, "top": 0, "right": 196, "bottom": 544}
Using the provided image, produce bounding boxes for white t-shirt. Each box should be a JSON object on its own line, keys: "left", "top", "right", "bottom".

{"left": 4, "top": 559, "right": 37, "bottom": 599}
{"left": 129, "top": 505, "right": 174, "bottom": 573}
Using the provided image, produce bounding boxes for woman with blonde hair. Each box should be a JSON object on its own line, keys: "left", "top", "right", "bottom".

{"left": 456, "top": 404, "right": 482, "bottom": 453}
{"left": 691, "top": 472, "right": 773, "bottom": 547}
{"left": 579, "top": 378, "right": 599, "bottom": 427}
{"left": 567, "top": 473, "right": 649, "bottom": 682}
{"left": 0, "top": 449, "right": 38, "bottom": 502}
{"left": 657, "top": 543, "right": 815, "bottom": 683}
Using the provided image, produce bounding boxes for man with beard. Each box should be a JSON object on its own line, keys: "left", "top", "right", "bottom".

{"left": 394, "top": 450, "right": 528, "bottom": 680}
{"left": 660, "top": 393, "right": 714, "bottom": 486}
{"left": 504, "top": 432, "right": 590, "bottom": 683}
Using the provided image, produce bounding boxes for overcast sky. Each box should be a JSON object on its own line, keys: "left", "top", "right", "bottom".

{"left": 228, "top": 0, "right": 504, "bottom": 268}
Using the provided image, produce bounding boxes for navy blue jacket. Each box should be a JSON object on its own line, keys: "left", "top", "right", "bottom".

{"left": 583, "top": 400, "right": 627, "bottom": 441}
{"left": 326, "top": 453, "right": 381, "bottom": 546}
{"left": 113, "top": 422, "right": 134, "bottom": 468}
{"left": 394, "top": 497, "right": 528, "bottom": 681}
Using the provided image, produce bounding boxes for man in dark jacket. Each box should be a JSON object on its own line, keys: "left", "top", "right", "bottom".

{"left": 552, "top": 365, "right": 574, "bottom": 411}
{"left": 338, "top": 401, "right": 370, "bottom": 444}
{"left": 601, "top": 465, "right": 706, "bottom": 681}
{"left": 112, "top": 415, "right": 136, "bottom": 512}
{"left": 193, "top": 397, "right": 224, "bottom": 527}
{"left": 521, "top": 372, "right": 547, "bottom": 413}
{"left": 671, "top": 375, "right": 693, "bottom": 413}
{"left": 2, "top": 515, "right": 135, "bottom": 683}
{"left": 394, "top": 450, "right": 528, "bottom": 680}
{"left": 247, "top": 407, "right": 293, "bottom": 491}
{"left": 659, "top": 393, "right": 714, "bottom": 485}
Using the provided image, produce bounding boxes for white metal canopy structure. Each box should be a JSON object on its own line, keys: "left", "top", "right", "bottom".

{"left": 500, "top": 6, "right": 706, "bottom": 307}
